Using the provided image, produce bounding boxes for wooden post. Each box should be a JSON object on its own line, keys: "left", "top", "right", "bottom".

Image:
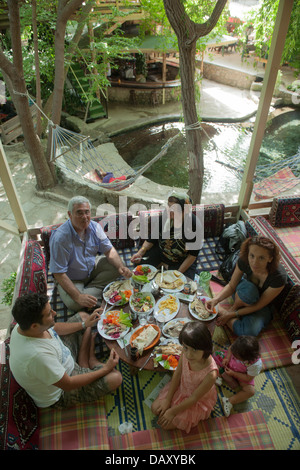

{"left": 238, "top": 0, "right": 294, "bottom": 215}
{"left": 162, "top": 53, "right": 167, "bottom": 104}
{"left": 0, "top": 140, "right": 28, "bottom": 236}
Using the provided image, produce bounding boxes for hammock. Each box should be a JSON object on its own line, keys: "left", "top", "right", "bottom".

{"left": 49, "top": 123, "right": 182, "bottom": 191}
{"left": 13, "top": 89, "right": 182, "bottom": 191}
{"left": 216, "top": 146, "right": 300, "bottom": 181}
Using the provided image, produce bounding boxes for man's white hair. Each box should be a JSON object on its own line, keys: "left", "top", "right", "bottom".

{"left": 68, "top": 196, "right": 91, "bottom": 213}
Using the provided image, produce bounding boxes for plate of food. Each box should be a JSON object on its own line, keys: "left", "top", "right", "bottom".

{"left": 129, "top": 291, "right": 155, "bottom": 315}
{"left": 189, "top": 295, "right": 218, "bottom": 321}
{"left": 103, "top": 279, "right": 132, "bottom": 306}
{"left": 153, "top": 338, "right": 182, "bottom": 370}
{"left": 153, "top": 294, "right": 180, "bottom": 323}
{"left": 162, "top": 317, "right": 191, "bottom": 338}
{"left": 131, "top": 265, "right": 157, "bottom": 285}
{"left": 130, "top": 324, "right": 161, "bottom": 354}
{"left": 154, "top": 270, "right": 186, "bottom": 293}
{"left": 97, "top": 310, "right": 132, "bottom": 340}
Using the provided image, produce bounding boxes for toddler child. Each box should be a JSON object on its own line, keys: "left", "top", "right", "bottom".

{"left": 213, "top": 335, "right": 262, "bottom": 416}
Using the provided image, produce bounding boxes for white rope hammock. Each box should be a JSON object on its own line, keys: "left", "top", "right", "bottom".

{"left": 14, "top": 90, "right": 183, "bottom": 191}
{"left": 50, "top": 123, "right": 182, "bottom": 191}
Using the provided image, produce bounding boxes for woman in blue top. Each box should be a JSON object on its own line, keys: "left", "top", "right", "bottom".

{"left": 206, "top": 236, "right": 287, "bottom": 337}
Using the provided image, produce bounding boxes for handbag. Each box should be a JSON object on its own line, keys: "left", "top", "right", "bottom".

{"left": 216, "top": 221, "right": 247, "bottom": 283}
{"left": 219, "top": 249, "right": 240, "bottom": 283}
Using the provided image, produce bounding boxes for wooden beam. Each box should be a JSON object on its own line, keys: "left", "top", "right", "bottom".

{"left": 237, "top": 0, "right": 294, "bottom": 215}
{"left": 0, "top": 140, "right": 28, "bottom": 235}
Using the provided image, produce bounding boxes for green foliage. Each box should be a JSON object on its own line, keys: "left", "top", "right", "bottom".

{"left": 140, "top": 0, "right": 228, "bottom": 51}
{"left": 236, "top": 0, "right": 300, "bottom": 72}
{"left": 1, "top": 272, "right": 17, "bottom": 306}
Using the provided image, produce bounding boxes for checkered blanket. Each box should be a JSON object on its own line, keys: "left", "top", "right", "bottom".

{"left": 253, "top": 166, "right": 299, "bottom": 200}
{"left": 108, "top": 410, "right": 274, "bottom": 450}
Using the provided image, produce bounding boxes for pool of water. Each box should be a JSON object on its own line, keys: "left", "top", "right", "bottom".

{"left": 111, "top": 110, "right": 300, "bottom": 193}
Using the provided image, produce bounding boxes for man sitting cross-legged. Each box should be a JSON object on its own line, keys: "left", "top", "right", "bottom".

{"left": 9, "top": 293, "right": 122, "bottom": 408}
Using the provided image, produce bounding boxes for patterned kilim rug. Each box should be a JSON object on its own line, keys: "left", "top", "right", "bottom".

{"left": 105, "top": 356, "right": 300, "bottom": 450}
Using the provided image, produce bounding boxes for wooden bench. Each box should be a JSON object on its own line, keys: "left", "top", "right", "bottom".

{"left": 0, "top": 105, "right": 37, "bottom": 145}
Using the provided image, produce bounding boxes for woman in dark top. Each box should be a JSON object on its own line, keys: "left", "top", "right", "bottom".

{"left": 131, "top": 192, "right": 201, "bottom": 280}
{"left": 206, "top": 236, "right": 287, "bottom": 336}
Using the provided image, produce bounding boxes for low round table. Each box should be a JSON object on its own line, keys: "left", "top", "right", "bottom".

{"left": 99, "top": 288, "right": 217, "bottom": 374}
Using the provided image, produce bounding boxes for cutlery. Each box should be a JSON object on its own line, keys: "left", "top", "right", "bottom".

{"left": 161, "top": 265, "right": 164, "bottom": 283}
{"left": 139, "top": 352, "right": 154, "bottom": 371}
{"left": 104, "top": 304, "right": 118, "bottom": 314}
{"left": 123, "top": 338, "right": 129, "bottom": 357}
{"left": 102, "top": 302, "right": 108, "bottom": 315}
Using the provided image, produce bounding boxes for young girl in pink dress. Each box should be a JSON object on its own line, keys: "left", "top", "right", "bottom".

{"left": 151, "top": 322, "right": 218, "bottom": 433}
{"left": 213, "top": 335, "right": 262, "bottom": 417}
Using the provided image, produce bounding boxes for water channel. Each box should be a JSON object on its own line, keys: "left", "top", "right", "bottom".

{"left": 111, "top": 110, "right": 300, "bottom": 193}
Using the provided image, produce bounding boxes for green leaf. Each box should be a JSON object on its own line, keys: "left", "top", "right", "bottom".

{"left": 119, "top": 309, "right": 133, "bottom": 327}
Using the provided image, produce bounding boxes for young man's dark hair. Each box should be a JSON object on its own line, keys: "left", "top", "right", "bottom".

{"left": 12, "top": 293, "right": 49, "bottom": 331}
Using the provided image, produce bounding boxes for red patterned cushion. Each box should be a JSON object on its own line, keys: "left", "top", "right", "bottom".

{"left": 138, "top": 204, "right": 225, "bottom": 239}
{"left": 279, "top": 284, "right": 300, "bottom": 342}
{"left": 18, "top": 240, "right": 47, "bottom": 297}
{"left": 269, "top": 196, "right": 300, "bottom": 227}
{"left": 0, "top": 338, "right": 39, "bottom": 450}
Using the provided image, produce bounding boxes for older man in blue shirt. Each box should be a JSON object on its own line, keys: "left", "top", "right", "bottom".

{"left": 49, "top": 196, "right": 132, "bottom": 312}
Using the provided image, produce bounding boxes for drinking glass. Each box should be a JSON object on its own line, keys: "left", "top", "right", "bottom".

{"left": 139, "top": 311, "right": 147, "bottom": 325}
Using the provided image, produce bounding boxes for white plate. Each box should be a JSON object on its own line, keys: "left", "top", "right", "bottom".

{"left": 97, "top": 312, "right": 130, "bottom": 340}
{"left": 153, "top": 294, "right": 180, "bottom": 323}
{"left": 103, "top": 280, "right": 131, "bottom": 306}
{"left": 162, "top": 317, "right": 191, "bottom": 338}
{"left": 156, "top": 338, "right": 181, "bottom": 370}
{"left": 129, "top": 291, "right": 155, "bottom": 315}
{"left": 188, "top": 295, "right": 218, "bottom": 322}
{"left": 156, "top": 270, "right": 187, "bottom": 293}
{"left": 132, "top": 265, "right": 157, "bottom": 285}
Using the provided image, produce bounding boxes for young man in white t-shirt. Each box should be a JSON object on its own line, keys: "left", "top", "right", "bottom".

{"left": 9, "top": 293, "right": 122, "bottom": 408}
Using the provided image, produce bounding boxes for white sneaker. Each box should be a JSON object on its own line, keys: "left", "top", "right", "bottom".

{"left": 215, "top": 377, "right": 223, "bottom": 386}
{"left": 222, "top": 397, "right": 233, "bottom": 417}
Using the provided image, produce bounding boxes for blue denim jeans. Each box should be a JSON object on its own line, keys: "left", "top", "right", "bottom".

{"left": 233, "top": 279, "right": 273, "bottom": 337}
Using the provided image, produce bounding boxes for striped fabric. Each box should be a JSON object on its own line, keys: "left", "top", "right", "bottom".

{"left": 108, "top": 410, "right": 274, "bottom": 450}
{"left": 274, "top": 225, "right": 300, "bottom": 265}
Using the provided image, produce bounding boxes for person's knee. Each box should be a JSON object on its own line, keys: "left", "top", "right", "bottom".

{"left": 233, "top": 318, "right": 264, "bottom": 337}
{"left": 106, "top": 370, "right": 122, "bottom": 392}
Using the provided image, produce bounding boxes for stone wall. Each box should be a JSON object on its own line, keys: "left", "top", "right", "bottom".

{"left": 202, "top": 61, "right": 256, "bottom": 90}
{"left": 108, "top": 85, "right": 181, "bottom": 105}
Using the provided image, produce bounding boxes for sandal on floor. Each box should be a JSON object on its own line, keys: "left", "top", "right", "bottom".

{"left": 216, "top": 377, "right": 223, "bottom": 386}
{"left": 222, "top": 397, "right": 233, "bottom": 417}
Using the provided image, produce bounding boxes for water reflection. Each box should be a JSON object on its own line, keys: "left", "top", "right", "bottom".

{"left": 111, "top": 111, "right": 300, "bottom": 193}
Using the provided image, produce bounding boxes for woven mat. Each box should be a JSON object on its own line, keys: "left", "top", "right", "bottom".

{"left": 220, "top": 367, "right": 300, "bottom": 450}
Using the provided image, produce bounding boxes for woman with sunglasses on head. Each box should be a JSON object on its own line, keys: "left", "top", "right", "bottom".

{"left": 206, "top": 236, "right": 287, "bottom": 337}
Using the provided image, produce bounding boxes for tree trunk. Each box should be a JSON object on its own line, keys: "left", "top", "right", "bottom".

{"left": 46, "top": 0, "right": 89, "bottom": 163}
{"left": 1, "top": 0, "right": 56, "bottom": 190}
{"left": 163, "top": 0, "right": 227, "bottom": 203}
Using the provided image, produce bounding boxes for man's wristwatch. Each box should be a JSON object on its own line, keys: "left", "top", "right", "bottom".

{"left": 82, "top": 321, "right": 86, "bottom": 330}
{"left": 235, "top": 311, "right": 240, "bottom": 319}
